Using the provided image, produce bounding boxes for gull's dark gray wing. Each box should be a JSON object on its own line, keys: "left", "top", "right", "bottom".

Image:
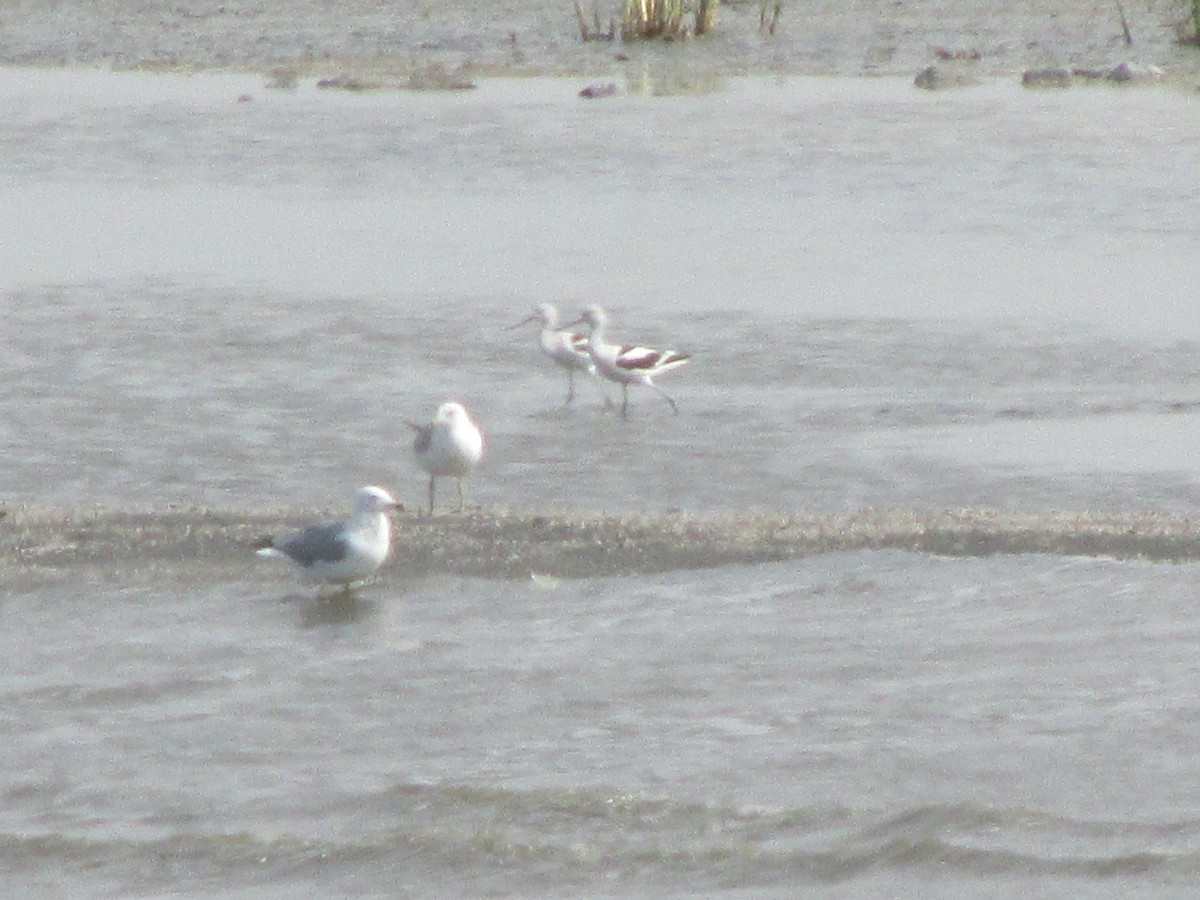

{"left": 411, "top": 423, "right": 433, "bottom": 455}
{"left": 274, "top": 522, "right": 349, "bottom": 567}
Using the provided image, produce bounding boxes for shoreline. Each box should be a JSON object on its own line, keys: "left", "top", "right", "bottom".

{"left": 0, "top": 56, "right": 1192, "bottom": 88}
{"left": 3, "top": 506, "right": 1198, "bottom": 582}
{"left": 0, "top": 1, "right": 1198, "bottom": 85}
{"left": 0, "top": 59, "right": 1190, "bottom": 108}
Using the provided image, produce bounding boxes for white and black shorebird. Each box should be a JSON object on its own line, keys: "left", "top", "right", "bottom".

{"left": 507, "top": 302, "right": 599, "bottom": 406}
{"left": 255, "top": 485, "right": 399, "bottom": 593}
{"left": 570, "top": 305, "right": 691, "bottom": 417}
{"left": 409, "top": 401, "right": 484, "bottom": 515}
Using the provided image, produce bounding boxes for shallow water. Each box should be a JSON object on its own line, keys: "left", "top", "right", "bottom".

{"left": 8, "top": 555, "right": 1200, "bottom": 898}
{"left": 4, "top": 70, "right": 1200, "bottom": 515}
{"left": 4, "top": 65, "right": 1200, "bottom": 897}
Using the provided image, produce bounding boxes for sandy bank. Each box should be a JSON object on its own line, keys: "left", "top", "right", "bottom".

{"left": 3, "top": 506, "right": 1198, "bottom": 584}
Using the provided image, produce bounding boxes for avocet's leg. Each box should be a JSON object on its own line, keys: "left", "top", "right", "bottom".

{"left": 595, "top": 381, "right": 615, "bottom": 411}
{"left": 427, "top": 475, "right": 436, "bottom": 517}
{"left": 650, "top": 382, "right": 679, "bottom": 415}
{"left": 620, "top": 384, "right": 630, "bottom": 418}
{"left": 456, "top": 478, "right": 466, "bottom": 512}
{"left": 565, "top": 369, "right": 576, "bottom": 406}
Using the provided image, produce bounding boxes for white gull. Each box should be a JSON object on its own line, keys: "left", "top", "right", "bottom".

{"left": 255, "top": 485, "right": 399, "bottom": 593}
{"left": 409, "top": 401, "right": 484, "bottom": 515}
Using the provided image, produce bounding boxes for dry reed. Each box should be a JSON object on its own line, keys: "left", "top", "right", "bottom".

{"left": 1181, "top": 0, "right": 1200, "bottom": 44}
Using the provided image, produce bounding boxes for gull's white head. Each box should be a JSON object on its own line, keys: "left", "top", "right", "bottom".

{"left": 354, "top": 485, "right": 399, "bottom": 513}
{"left": 435, "top": 401, "right": 472, "bottom": 425}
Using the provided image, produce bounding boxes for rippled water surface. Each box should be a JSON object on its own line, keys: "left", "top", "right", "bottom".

{"left": 4, "top": 66, "right": 1200, "bottom": 897}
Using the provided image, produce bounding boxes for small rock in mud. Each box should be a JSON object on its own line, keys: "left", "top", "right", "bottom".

{"left": 933, "top": 46, "right": 981, "bottom": 61}
{"left": 579, "top": 82, "right": 618, "bottom": 99}
{"left": 1071, "top": 62, "right": 1165, "bottom": 83}
{"left": 1022, "top": 67, "right": 1071, "bottom": 88}
{"left": 914, "top": 65, "right": 940, "bottom": 89}
{"left": 406, "top": 64, "right": 476, "bottom": 91}
{"left": 316, "top": 75, "right": 376, "bottom": 92}
{"left": 1106, "top": 61, "right": 1165, "bottom": 83}
{"left": 913, "top": 65, "right": 978, "bottom": 90}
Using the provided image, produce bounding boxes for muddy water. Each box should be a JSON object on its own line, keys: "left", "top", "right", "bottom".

{"left": 3, "top": 38, "right": 1200, "bottom": 900}
{"left": 3, "top": 71, "right": 1200, "bottom": 515}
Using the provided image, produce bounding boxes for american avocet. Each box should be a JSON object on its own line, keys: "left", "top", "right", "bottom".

{"left": 255, "top": 485, "right": 399, "bottom": 593}
{"left": 508, "top": 302, "right": 596, "bottom": 406}
{"left": 409, "top": 401, "right": 484, "bottom": 515}
{"left": 570, "top": 305, "right": 691, "bottom": 417}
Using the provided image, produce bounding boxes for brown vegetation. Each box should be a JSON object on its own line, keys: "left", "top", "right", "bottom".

{"left": 574, "top": 0, "right": 721, "bottom": 42}
{"left": 1180, "top": 0, "right": 1200, "bottom": 44}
